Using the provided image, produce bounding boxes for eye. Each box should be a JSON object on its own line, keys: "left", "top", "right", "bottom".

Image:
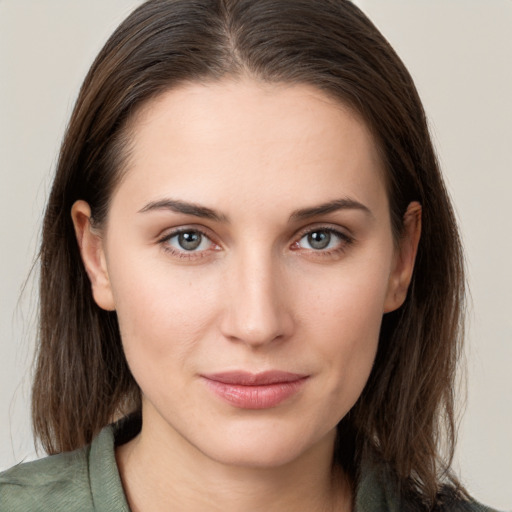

{"left": 295, "top": 228, "right": 351, "bottom": 252}
{"left": 162, "top": 229, "right": 214, "bottom": 253}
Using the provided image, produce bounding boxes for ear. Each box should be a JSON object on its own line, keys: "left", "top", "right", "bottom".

{"left": 71, "top": 200, "right": 115, "bottom": 311}
{"left": 383, "top": 201, "right": 422, "bottom": 313}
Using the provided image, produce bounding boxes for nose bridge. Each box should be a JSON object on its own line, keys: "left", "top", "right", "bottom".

{"left": 221, "top": 244, "right": 292, "bottom": 346}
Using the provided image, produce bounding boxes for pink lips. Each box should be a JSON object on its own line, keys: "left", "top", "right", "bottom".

{"left": 201, "top": 371, "right": 308, "bottom": 409}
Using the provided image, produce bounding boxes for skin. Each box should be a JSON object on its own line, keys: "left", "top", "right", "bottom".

{"left": 72, "top": 78, "right": 421, "bottom": 512}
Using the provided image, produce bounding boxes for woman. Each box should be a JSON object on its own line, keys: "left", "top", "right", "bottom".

{"left": 0, "top": 1, "right": 500, "bottom": 510}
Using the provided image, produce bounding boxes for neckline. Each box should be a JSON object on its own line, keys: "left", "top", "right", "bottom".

{"left": 88, "top": 414, "right": 141, "bottom": 511}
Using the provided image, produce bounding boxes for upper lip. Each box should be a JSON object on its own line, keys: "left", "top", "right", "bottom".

{"left": 201, "top": 371, "right": 308, "bottom": 385}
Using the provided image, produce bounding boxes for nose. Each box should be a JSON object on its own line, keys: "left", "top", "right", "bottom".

{"left": 219, "top": 249, "right": 294, "bottom": 347}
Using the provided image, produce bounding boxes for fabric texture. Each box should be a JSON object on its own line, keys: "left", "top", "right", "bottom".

{"left": 0, "top": 417, "right": 501, "bottom": 512}
{"left": 0, "top": 421, "right": 130, "bottom": 512}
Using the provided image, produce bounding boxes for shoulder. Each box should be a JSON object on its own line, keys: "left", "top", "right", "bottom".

{"left": 434, "top": 500, "right": 502, "bottom": 512}
{"left": 355, "top": 456, "right": 504, "bottom": 512}
{"left": 0, "top": 418, "right": 135, "bottom": 512}
{"left": 432, "top": 488, "right": 503, "bottom": 512}
{"left": 0, "top": 447, "right": 94, "bottom": 512}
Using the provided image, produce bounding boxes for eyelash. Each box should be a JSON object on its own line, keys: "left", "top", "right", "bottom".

{"left": 157, "top": 226, "right": 354, "bottom": 260}
{"left": 292, "top": 226, "right": 354, "bottom": 258}
{"left": 158, "top": 228, "right": 218, "bottom": 260}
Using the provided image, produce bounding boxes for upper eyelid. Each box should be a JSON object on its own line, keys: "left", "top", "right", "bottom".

{"left": 295, "top": 224, "right": 353, "bottom": 240}
{"left": 156, "top": 223, "right": 353, "bottom": 250}
{"left": 157, "top": 228, "right": 218, "bottom": 256}
{"left": 293, "top": 226, "right": 355, "bottom": 254}
{"left": 158, "top": 228, "right": 218, "bottom": 258}
{"left": 158, "top": 225, "right": 216, "bottom": 243}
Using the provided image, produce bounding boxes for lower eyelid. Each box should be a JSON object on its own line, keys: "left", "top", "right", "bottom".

{"left": 290, "top": 228, "right": 355, "bottom": 256}
{"left": 160, "top": 239, "right": 218, "bottom": 261}
{"left": 158, "top": 227, "right": 352, "bottom": 258}
{"left": 162, "top": 245, "right": 210, "bottom": 259}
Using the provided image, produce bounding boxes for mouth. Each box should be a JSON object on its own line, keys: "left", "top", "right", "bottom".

{"left": 200, "top": 371, "right": 309, "bottom": 409}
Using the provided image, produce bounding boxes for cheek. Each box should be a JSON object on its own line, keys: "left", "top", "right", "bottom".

{"left": 301, "top": 250, "right": 391, "bottom": 339}
{"left": 298, "top": 257, "right": 391, "bottom": 405}
{"left": 106, "top": 253, "right": 221, "bottom": 371}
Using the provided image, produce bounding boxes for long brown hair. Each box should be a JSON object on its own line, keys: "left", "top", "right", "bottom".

{"left": 33, "top": 0, "right": 466, "bottom": 507}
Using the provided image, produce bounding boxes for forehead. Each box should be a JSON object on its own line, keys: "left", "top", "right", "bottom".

{"left": 112, "top": 78, "right": 388, "bottom": 219}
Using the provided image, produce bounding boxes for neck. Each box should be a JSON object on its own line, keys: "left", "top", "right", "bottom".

{"left": 116, "top": 409, "right": 352, "bottom": 512}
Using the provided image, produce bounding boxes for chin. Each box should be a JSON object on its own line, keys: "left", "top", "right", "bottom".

{"left": 205, "top": 440, "right": 309, "bottom": 469}
{"left": 195, "top": 420, "right": 335, "bottom": 470}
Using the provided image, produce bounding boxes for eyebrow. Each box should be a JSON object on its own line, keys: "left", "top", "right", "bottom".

{"left": 138, "top": 199, "right": 228, "bottom": 222}
{"left": 289, "top": 198, "right": 373, "bottom": 221}
{"left": 138, "top": 197, "right": 372, "bottom": 223}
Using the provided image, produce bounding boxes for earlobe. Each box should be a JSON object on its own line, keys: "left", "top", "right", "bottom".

{"left": 71, "top": 200, "right": 116, "bottom": 311}
{"left": 383, "top": 201, "right": 422, "bottom": 313}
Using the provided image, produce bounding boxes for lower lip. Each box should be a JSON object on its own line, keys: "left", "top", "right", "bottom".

{"left": 202, "top": 378, "right": 308, "bottom": 409}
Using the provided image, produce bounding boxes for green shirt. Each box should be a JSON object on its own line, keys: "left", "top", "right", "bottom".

{"left": 0, "top": 421, "right": 130, "bottom": 511}
{"left": 0, "top": 418, "right": 500, "bottom": 512}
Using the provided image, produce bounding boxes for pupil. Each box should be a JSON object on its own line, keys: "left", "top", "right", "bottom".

{"left": 308, "top": 231, "right": 330, "bottom": 250}
{"left": 178, "top": 231, "right": 201, "bottom": 250}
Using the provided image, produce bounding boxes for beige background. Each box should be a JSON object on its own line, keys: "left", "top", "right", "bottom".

{"left": 0, "top": 1, "right": 510, "bottom": 510}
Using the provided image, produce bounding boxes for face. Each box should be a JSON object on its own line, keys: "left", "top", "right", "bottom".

{"left": 74, "top": 79, "right": 419, "bottom": 469}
